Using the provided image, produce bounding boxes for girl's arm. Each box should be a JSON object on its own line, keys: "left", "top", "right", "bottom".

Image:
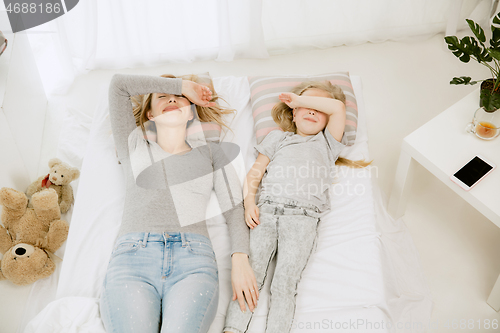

{"left": 243, "top": 153, "right": 270, "bottom": 229}
{"left": 279, "top": 93, "right": 346, "bottom": 142}
{"left": 325, "top": 108, "right": 346, "bottom": 143}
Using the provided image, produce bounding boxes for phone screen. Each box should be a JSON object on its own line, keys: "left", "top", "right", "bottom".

{"left": 453, "top": 156, "right": 494, "bottom": 187}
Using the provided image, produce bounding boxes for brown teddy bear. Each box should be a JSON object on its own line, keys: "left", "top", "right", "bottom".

{"left": 26, "top": 158, "right": 80, "bottom": 214}
{"left": 0, "top": 187, "right": 69, "bottom": 285}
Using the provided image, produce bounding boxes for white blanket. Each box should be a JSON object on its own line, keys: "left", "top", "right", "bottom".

{"left": 22, "top": 76, "right": 432, "bottom": 333}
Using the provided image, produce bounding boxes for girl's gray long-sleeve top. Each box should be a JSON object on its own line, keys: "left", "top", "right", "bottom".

{"left": 108, "top": 74, "right": 249, "bottom": 256}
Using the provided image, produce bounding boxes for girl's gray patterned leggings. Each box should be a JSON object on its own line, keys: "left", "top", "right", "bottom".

{"left": 224, "top": 197, "right": 322, "bottom": 333}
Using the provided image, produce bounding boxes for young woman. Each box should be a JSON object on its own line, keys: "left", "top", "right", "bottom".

{"left": 100, "top": 73, "right": 257, "bottom": 333}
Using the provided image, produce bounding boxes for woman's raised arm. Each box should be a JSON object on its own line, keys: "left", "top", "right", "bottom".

{"left": 108, "top": 74, "right": 182, "bottom": 162}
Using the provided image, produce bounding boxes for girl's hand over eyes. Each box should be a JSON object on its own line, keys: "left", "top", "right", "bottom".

{"left": 278, "top": 92, "right": 300, "bottom": 109}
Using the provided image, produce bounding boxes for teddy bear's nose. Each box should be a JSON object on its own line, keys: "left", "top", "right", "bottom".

{"left": 51, "top": 176, "right": 57, "bottom": 182}
{"left": 15, "top": 248, "right": 26, "bottom": 255}
{"left": 11, "top": 243, "right": 35, "bottom": 257}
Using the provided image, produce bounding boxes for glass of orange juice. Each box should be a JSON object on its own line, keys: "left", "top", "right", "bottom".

{"left": 465, "top": 107, "right": 500, "bottom": 140}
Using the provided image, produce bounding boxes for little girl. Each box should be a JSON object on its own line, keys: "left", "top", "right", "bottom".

{"left": 223, "top": 81, "right": 370, "bottom": 333}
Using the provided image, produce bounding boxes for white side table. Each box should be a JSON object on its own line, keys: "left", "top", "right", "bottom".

{"left": 388, "top": 89, "right": 500, "bottom": 310}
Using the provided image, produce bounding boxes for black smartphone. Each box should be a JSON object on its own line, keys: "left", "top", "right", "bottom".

{"left": 450, "top": 155, "right": 496, "bottom": 191}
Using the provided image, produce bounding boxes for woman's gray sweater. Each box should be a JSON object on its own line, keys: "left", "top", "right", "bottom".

{"left": 108, "top": 74, "right": 249, "bottom": 256}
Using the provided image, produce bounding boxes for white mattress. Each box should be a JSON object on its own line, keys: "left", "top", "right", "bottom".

{"left": 21, "top": 76, "right": 432, "bottom": 333}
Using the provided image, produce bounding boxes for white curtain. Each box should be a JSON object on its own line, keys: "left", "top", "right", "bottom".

{"left": 26, "top": 0, "right": 494, "bottom": 95}
{"left": 28, "top": 0, "right": 269, "bottom": 94}
{"left": 262, "top": 0, "right": 493, "bottom": 55}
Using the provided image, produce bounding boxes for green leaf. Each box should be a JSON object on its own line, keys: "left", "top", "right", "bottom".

{"left": 478, "top": 47, "right": 493, "bottom": 63}
{"left": 450, "top": 76, "right": 479, "bottom": 85}
{"left": 461, "top": 37, "right": 478, "bottom": 61}
{"left": 444, "top": 35, "right": 493, "bottom": 63}
{"left": 488, "top": 49, "right": 500, "bottom": 61}
{"left": 480, "top": 89, "right": 500, "bottom": 111}
{"left": 463, "top": 36, "right": 492, "bottom": 63}
{"left": 467, "top": 19, "right": 486, "bottom": 43}
{"left": 466, "top": 36, "right": 493, "bottom": 63}
{"left": 493, "top": 11, "right": 500, "bottom": 26}
{"left": 491, "top": 28, "right": 500, "bottom": 49}
{"left": 491, "top": 12, "right": 500, "bottom": 48}
{"left": 445, "top": 36, "right": 471, "bottom": 62}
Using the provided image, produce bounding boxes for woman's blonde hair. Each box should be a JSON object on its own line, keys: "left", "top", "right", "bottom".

{"left": 131, "top": 74, "right": 234, "bottom": 133}
{"left": 271, "top": 80, "right": 371, "bottom": 168}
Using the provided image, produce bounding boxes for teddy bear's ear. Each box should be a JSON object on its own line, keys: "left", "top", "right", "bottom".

{"left": 71, "top": 168, "right": 80, "bottom": 181}
{"left": 0, "top": 225, "right": 13, "bottom": 255}
{"left": 48, "top": 158, "right": 62, "bottom": 168}
{"left": 0, "top": 263, "right": 5, "bottom": 281}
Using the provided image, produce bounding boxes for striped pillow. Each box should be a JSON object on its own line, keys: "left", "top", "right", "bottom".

{"left": 248, "top": 72, "right": 358, "bottom": 145}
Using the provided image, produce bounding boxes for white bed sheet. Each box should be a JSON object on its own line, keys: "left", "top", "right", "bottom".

{"left": 21, "top": 76, "right": 432, "bottom": 333}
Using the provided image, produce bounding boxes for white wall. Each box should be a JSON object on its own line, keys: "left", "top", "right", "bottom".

{"left": 0, "top": 11, "right": 47, "bottom": 191}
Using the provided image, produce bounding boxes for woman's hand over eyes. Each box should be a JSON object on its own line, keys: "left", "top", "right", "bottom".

{"left": 181, "top": 80, "right": 217, "bottom": 107}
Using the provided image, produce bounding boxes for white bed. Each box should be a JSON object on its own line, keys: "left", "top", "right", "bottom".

{"left": 20, "top": 75, "right": 432, "bottom": 333}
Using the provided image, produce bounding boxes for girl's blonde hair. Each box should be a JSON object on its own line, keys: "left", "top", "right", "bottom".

{"left": 271, "top": 81, "right": 371, "bottom": 168}
{"left": 131, "top": 74, "right": 234, "bottom": 132}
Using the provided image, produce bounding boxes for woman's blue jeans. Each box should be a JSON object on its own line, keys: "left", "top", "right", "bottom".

{"left": 99, "top": 232, "right": 219, "bottom": 333}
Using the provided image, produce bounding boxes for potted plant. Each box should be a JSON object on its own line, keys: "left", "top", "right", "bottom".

{"left": 445, "top": 12, "right": 500, "bottom": 112}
